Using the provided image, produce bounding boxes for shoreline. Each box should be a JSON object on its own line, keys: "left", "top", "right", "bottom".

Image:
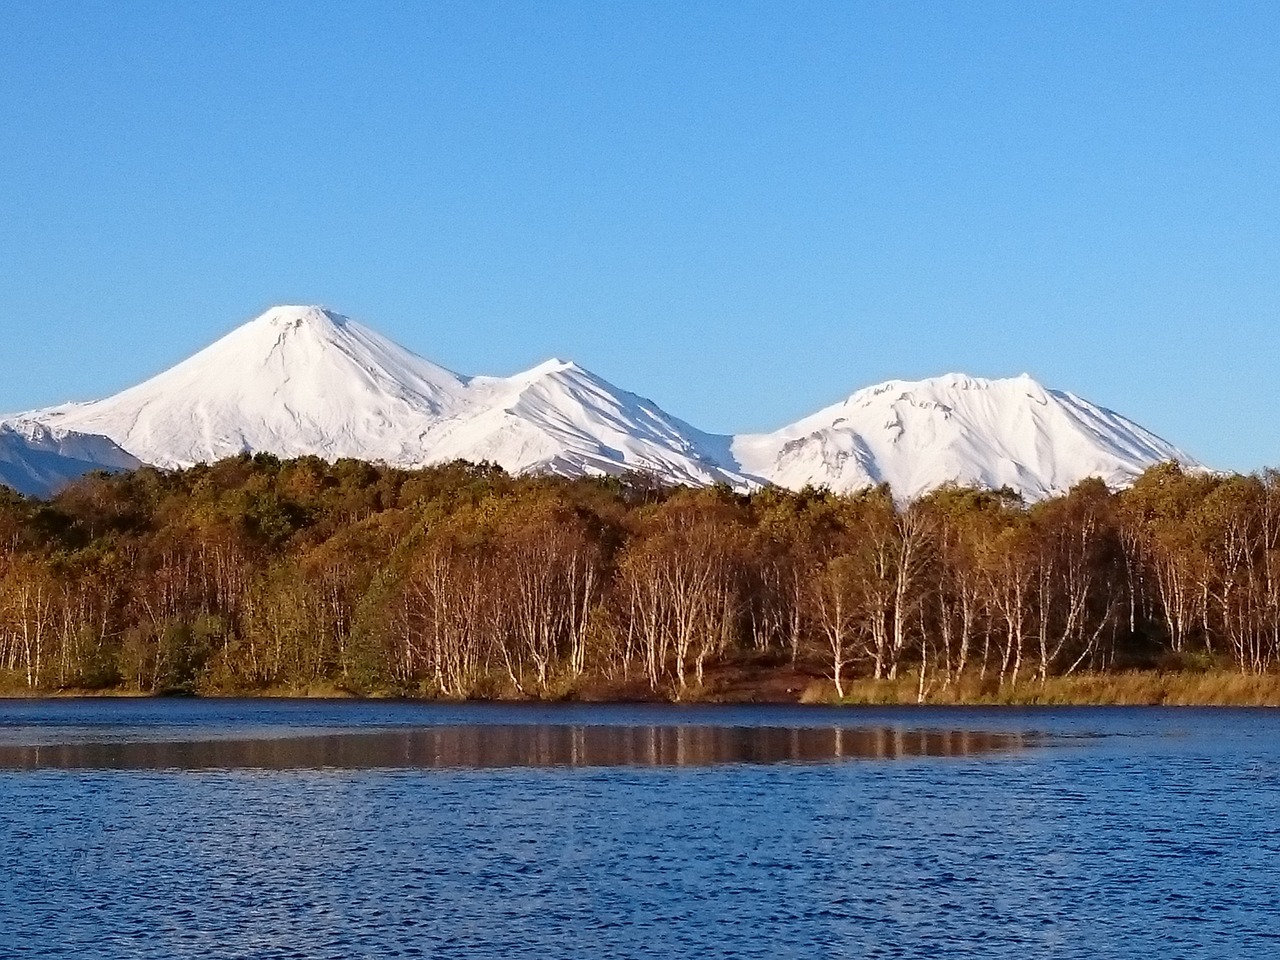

{"left": 5, "top": 669, "right": 1280, "bottom": 708}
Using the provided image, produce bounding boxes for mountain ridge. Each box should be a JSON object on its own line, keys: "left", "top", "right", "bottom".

{"left": 0, "top": 420, "right": 140, "bottom": 497}
{"left": 732, "top": 371, "right": 1195, "bottom": 501}
{"left": 3, "top": 304, "right": 1199, "bottom": 499}
{"left": 13, "top": 305, "right": 753, "bottom": 491}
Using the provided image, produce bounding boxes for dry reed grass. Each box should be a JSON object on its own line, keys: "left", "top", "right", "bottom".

{"left": 801, "top": 670, "right": 1280, "bottom": 706}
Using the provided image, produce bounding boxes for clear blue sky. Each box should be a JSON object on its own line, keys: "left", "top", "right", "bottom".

{"left": 2, "top": 1, "right": 1277, "bottom": 470}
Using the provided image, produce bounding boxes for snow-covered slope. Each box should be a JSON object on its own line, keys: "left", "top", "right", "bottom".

{"left": 0, "top": 420, "right": 140, "bottom": 498}
{"left": 29, "top": 306, "right": 472, "bottom": 469}
{"left": 18, "top": 305, "right": 749, "bottom": 487}
{"left": 731, "top": 373, "right": 1198, "bottom": 501}
{"left": 436, "top": 359, "right": 742, "bottom": 487}
{"left": 10, "top": 306, "right": 1197, "bottom": 500}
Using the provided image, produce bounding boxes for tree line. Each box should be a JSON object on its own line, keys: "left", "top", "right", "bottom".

{"left": 0, "top": 455, "right": 1275, "bottom": 698}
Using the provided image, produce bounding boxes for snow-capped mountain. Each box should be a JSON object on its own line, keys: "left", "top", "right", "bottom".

{"left": 731, "top": 373, "right": 1198, "bottom": 501}
{"left": 431, "top": 359, "right": 741, "bottom": 487}
{"left": 5, "top": 305, "right": 1198, "bottom": 501}
{"left": 0, "top": 420, "right": 140, "bottom": 498}
{"left": 18, "top": 305, "right": 748, "bottom": 488}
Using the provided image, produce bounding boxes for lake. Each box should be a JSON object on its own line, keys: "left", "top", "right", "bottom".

{"left": 1, "top": 700, "right": 1278, "bottom": 958}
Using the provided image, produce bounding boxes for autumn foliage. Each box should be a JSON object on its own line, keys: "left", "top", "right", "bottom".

{"left": 0, "top": 456, "right": 1277, "bottom": 698}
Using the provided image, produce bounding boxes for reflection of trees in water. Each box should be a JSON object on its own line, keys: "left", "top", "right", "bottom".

{"left": 0, "top": 726, "right": 1031, "bottom": 770}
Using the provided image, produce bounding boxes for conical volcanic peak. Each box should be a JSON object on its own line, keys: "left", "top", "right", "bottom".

{"left": 11, "top": 305, "right": 749, "bottom": 487}
{"left": 252, "top": 304, "right": 348, "bottom": 328}
{"left": 21, "top": 305, "right": 473, "bottom": 469}
{"left": 732, "top": 373, "right": 1199, "bottom": 500}
{"left": 7, "top": 310, "right": 1201, "bottom": 500}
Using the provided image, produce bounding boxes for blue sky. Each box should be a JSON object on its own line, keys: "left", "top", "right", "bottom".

{"left": 2, "top": 1, "right": 1277, "bottom": 470}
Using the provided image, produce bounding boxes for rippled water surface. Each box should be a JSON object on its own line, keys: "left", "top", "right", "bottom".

{"left": 2, "top": 701, "right": 1279, "bottom": 958}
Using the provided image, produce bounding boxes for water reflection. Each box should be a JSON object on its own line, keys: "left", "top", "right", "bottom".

{"left": 0, "top": 725, "right": 1031, "bottom": 770}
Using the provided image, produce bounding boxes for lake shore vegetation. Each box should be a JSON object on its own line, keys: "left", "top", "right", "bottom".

{"left": 2, "top": 456, "right": 1280, "bottom": 705}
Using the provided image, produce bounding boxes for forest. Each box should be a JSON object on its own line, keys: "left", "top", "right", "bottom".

{"left": 0, "top": 455, "right": 1278, "bottom": 702}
